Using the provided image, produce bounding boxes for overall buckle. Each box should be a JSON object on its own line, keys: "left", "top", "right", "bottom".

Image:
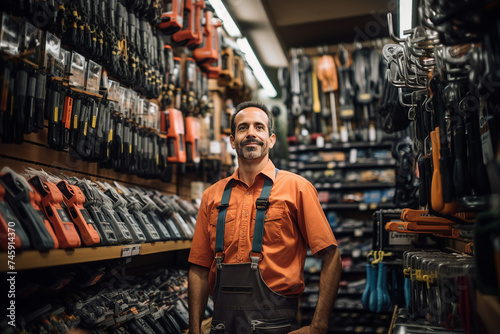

{"left": 255, "top": 198, "right": 270, "bottom": 210}
{"left": 249, "top": 251, "right": 263, "bottom": 271}
{"left": 215, "top": 252, "right": 225, "bottom": 270}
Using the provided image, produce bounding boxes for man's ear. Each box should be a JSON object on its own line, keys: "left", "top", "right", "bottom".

{"left": 269, "top": 133, "right": 276, "bottom": 149}
{"left": 230, "top": 135, "right": 235, "bottom": 149}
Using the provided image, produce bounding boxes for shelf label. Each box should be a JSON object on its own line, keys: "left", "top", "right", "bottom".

{"left": 333, "top": 183, "right": 341, "bottom": 189}
{"left": 121, "top": 244, "right": 141, "bottom": 257}
{"left": 121, "top": 246, "right": 133, "bottom": 257}
{"left": 354, "top": 229, "right": 363, "bottom": 237}
{"left": 359, "top": 203, "right": 368, "bottom": 211}
{"left": 316, "top": 136, "right": 325, "bottom": 148}
{"left": 327, "top": 162, "right": 336, "bottom": 169}
{"left": 210, "top": 140, "right": 222, "bottom": 154}
{"left": 389, "top": 232, "right": 416, "bottom": 245}
{"left": 132, "top": 245, "right": 141, "bottom": 256}
{"left": 369, "top": 203, "right": 378, "bottom": 210}
{"left": 349, "top": 149, "right": 357, "bottom": 163}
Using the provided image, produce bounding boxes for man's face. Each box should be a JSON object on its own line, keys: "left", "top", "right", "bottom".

{"left": 230, "top": 107, "right": 276, "bottom": 161}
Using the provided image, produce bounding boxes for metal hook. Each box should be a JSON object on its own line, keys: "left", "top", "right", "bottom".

{"left": 387, "top": 13, "right": 406, "bottom": 43}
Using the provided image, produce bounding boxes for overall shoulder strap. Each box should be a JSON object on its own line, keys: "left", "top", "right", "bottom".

{"left": 250, "top": 168, "right": 279, "bottom": 268}
{"left": 215, "top": 179, "right": 234, "bottom": 254}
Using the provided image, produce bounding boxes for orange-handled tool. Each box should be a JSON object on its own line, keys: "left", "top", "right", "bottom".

{"left": 430, "top": 129, "right": 444, "bottom": 212}
{"left": 56, "top": 180, "right": 101, "bottom": 246}
{"left": 317, "top": 54, "right": 340, "bottom": 142}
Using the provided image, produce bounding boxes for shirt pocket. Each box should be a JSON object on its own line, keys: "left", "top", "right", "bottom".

{"left": 209, "top": 208, "right": 237, "bottom": 251}
{"left": 250, "top": 204, "right": 285, "bottom": 244}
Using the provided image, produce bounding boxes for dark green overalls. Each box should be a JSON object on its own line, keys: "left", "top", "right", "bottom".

{"left": 210, "top": 169, "right": 299, "bottom": 334}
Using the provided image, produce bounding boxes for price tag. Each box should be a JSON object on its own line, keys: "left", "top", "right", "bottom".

{"left": 369, "top": 203, "right": 378, "bottom": 210}
{"left": 131, "top": 245, "right": 141, "bottom": 256}
{"left": 210, "top": 140, "right": 222, "bottom": 154}
{"left": 349, "top": 149, "right": 357, "bottom": 163}
{"left": 333, "top": 183, "right": 341, "bottom": 189}
{"left": 327, "top": 162, "right": 336, "bottom": 169}
{"left": 354, "top": 229, "right": 363, "bottom": 237}
{"left": 316, "top": 136, "right": 325, "bottom": 148}
{"left": 359, "top": 203, "right": 368, "bottom": 211}
{"left": 121, "top": 246, "right": 133, "bottom": 257}
{"left": 352, "top": 249, "right": 361, "bottom": 258}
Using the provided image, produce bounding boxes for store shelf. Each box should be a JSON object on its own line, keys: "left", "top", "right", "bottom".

{"left": 291, "top": 160, "right": 397, "bottom": 171}
{"left": 315, "top": 182, "right": 394, "bottom": 191}
{"left": 289, "top": 141, "right": 393, "bottom": 153}
{"left": 321, "top": 202, "right": 397, "bottom": 211}
{"left": 0, "top": 240, "right": 192, "bottom": 271}
{"left": 333, "top": 228, "right": 373, "bottom": 237}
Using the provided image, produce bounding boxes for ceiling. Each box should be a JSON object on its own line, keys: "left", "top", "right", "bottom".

{"left": 221, "top": 0, "right": 397, "bottom": 97}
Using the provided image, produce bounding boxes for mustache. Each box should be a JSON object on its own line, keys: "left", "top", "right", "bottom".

{"left": 241, "top": 139, "right": 264, "bottom": 146}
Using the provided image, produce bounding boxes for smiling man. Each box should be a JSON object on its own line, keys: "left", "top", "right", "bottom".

{"left": 188, "top": 101, "right": 342, "bottom": 334}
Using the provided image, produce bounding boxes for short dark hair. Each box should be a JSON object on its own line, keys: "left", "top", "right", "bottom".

{"left": 231, "top": 101, "right": 274, "bottom": 137}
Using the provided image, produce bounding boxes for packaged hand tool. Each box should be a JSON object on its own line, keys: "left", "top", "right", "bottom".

{"left": 34, "top": 70, "right": 47, "bottom": 130}
{"left": 100, "top": 183, "right": 147, "bottom": 243}
{"left": 147, "top": 192, "right": 185, "bottom": 240}
{"left": 0, "top": 168, "right": 57, "bottom": 250}
{"left": 317, "top": 51, "right": 340, "bottom": 142}
{"left": 311, "top": 57, "right": 324, "bottom": 136}
{"left": 2, "top": 61, "right": 15, "bottom": 142}
{"left": 130, "top": 189, "right": 172, "bottom": 241}
{"left": 98, "top": 189, "right": 134, "bottom": 244}
{"left": 24, "top": 68, "right": 37, "bottom": 134}
{"left": 28, "top": 176, "right": 82, "bottom": 248}
{"left": 352, "top": 48, "right": 372, "bottom": 142}
{"left": 0, "top": 183, "right": 30, "bottom": 250}
{"left": 335, "top": 45, "right": 356, "bottom": 141}
{"left": 14, "top": 62, "right": 28, "bottom": 143}
{"left": 219, "top": 42, "right": 235, "bottom": 86}
{"left": 159, "top": 0, "right": 184, "bottom": 35}
{"left": 185, "top": 115, "right": 201, "bottom": 164}
{"left": 116, "top": 183, "right": 162, "bottom": 243}
{"left": 230, "top": 51, "right": 245, "bottom": 91}
{"left": 193, "top": 5, "right": 222, "bottom": 66}
{"left": 172, "top": 0, "right": 196, "bottom": 46}
{"left": 165, "top": 108, "right": 187, "bottom": 164}
{"left": 77, "top": 179, "right": 118, "bottom": 245}
{"left": 56, "top": 180, "right": 101, "bottom": 246}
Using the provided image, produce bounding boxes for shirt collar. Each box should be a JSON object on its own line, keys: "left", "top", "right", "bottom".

{"left": 230, "top": 159, "right": 277, "bottom": 184}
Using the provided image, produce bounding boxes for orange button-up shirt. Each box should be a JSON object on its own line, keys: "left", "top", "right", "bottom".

{"left": 188, "top": 160, "right": 337, "bottom": 296}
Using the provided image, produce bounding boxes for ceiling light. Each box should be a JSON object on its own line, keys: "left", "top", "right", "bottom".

{"left": 236, "top": 37, "right": 277, "bottom": 98}
{"left": 208, "top": 0, "right": 242, "bottom": 38}
{"left": 399, "top": 0, "right": 413, "bottom": 38}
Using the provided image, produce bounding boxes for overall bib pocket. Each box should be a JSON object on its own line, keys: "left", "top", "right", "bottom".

{"left": 250, "top": 318, "right": 292, "bottom": 333}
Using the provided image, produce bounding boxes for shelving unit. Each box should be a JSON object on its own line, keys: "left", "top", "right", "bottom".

{"left": 289, "top": 141, "right": 396, "bottom": 333}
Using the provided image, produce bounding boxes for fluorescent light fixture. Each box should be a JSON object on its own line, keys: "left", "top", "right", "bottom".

{"left": 236, "top": 37, "right": 277, "bottom": 98}
{"left": 208, "top": 0, "right": 242, "bottom": 38}
{"left": 399, "top": 0, "right": 413, "bottom": 38}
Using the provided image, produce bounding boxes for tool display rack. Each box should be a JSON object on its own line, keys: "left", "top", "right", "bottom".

{"left": 288, "top": 141, "right": 396, "bottom": 333}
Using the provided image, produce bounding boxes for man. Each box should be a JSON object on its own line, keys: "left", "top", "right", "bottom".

{"left": 188, "top": 101, "right": 341, "bottom": 334}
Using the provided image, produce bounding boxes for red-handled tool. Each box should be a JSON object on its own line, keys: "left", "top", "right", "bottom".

{"left": 159, "top": 0, "right": 184, "bottom": 35}
{"left": 165, "top": 108, "right": 187, "bottom": 163}
{"left": 56, "top": 180, "right": 101, "bottom": 246}
{"left": 29, "top": 176, "right": 81, "bottom": 248}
